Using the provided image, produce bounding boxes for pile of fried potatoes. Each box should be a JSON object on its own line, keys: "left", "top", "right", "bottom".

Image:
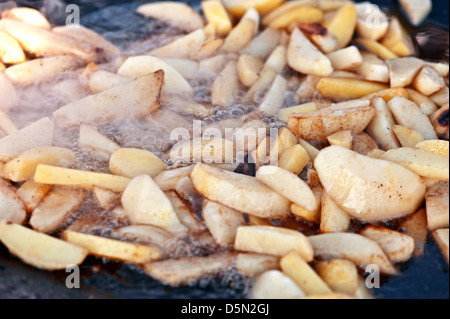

{"left": 0, "top": 0, "right": 448, "bottom": 299}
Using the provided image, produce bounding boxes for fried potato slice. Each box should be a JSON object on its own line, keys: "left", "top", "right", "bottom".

{"left": 235, "top": 225, "right": 314, "bottom": 261}
{"left": 16, "top": 180, "right": 51, "bottom": 213}
{"left": 281, "top": 251, "right": 333, "bottom": 296}
{"left": 220, "top": 18, "right": 256, "bottom": 54}
{"left": 269, "top": 6, "right": 324, "bottom": 29}
{"left": 360, "top": 226, "right": 415, "bottom": 264}
{"left": 191, "top": 163, "right": 291, "bottom": 218}
{"left": 30, "top": 187, "right": 86, "bottom": 234}
{"left": 413, "top": 66, "right": 446, "bottom": 96}
{"left": 0, "top": 117, "right": 53, "bottom": 162}
{"left": 392, "top": 125, "right": 425, "bottom": 148}
{"left": 121, "top": 174, "right": 188, "bottom": 234}
{"left": 3, "top": 146, "right": 76, "bottom": 182}
{"left": 78, "top": 124, "right": 120, "bottom": 162}
{"left": 137, "top": 1, "right": 204, "bottom": 32}
{"left": 202, "top": 200, "right": 245, "bottom": 247}
{"left": 53, "top": 71, "right": 164, "bottom": 128}
{"left": 386, "top": 57, "right": 424, "bottom": 88}
{"left": 316, "top": 259, "right": 359, "bottom": 296}
{"left": 0, "top": 30, "right": 26, "bottom": 64}
{"left": 114, "top": 225, "right": 173, "bottom": 248}
{"left": 316, "top": 77, "right": 388, "bottom": 100}
{"left": 201, "top": 0, "right": 233, "bottom": 37}
{"left": 354, "top": 38, "right": 398, "bottom": 60}
{"left": 399, "top": 208, "right": 428, "bottom": 255}
{"left": 278, "top": 144, "right": 311, "bottom": 175}
{"left": 431, "top": 228, "right": 449, "bottom": 264}
{"left": 240, "top": 27, "right": 281, "bottom": 58}
{"left": 237, "top": 54, "right": 264, "bottom": 87}
{"left": 355, "top": 2, "right": 389, "bottom": 40}
{"left": 327, "top": 130, "right": 353, "bottom": 149}
{"left": 425, "top": 182, "right": 449, "bottom": 231}
{"left": 415, "top": 140, "right": 449, "bottom": 158}
{"left": 236, "top": 253, "right": 280, "bottom": 277}
{"left": 34, "top": 164, "right": 131, "bottom": 193}
{"left": 380, "top": 17, "right": 415, "bottom": 57}
{"left": 0, "top": 179, "right": 26, "bottom": 225}
{"left": 144, "top": 253, "right": 235, "bottom": 287}
{"left": 259, "top": 74, "right": 287, "bottom": 115}
{"left": 154, "top": 166, "right": 194, "bottom": 191}
{"left": 0, "top": 221, "right": 88, "bottom": 270}
{"left": 309, "top": 233, "right": 396, "bottom": 275}
{"left": 109, "top": 148, "right": 167, "bottom": 179}
{"left": 62, "top": 230, "right": 162, "bottom": 263}
{"left": 323, "top": 2, "right": 357, "bottom": 49}
{"left": 1, "top": 7, "right": 51, "bottom": 29}
{"left": 357, "top": 52, "right": 390, "bottom": 83}
{"left": 327, "top": 46, "right": 363, "bottom": 71}
{"left": 320, "top": 190, "right": 350, "bottom": 233}
{"left": 211, "top": 61, "right": 240, "bottom": 107}
{"left": 405, "top": 89, "right": 437, "bottom": 116}
{"left": 388, "top": 96, "right": 437, "bottom": 140}
{"left": 315, "top": 146, "right": 426, "bottom": 222}
{"left": 150, "top": 29, "right": 206, "bottom": 59}
{"left": 278, "top": 102, "right": 317, "bottom": 123}
{"left": 251, "top": 270, "right": 306, "bottom": 299}
{"left": 381, "top": 147, "right": 449, "bottom": 181}
{"left": 222, "top": 0, "right": 284, "bottom": 17}
{"left": 288, "top": 28, "right": 333, "bottom": 77}
{"left": 93, "top": 187, "right": 120, "bottom": 210}
{"left": 287, "top": 103, "right": 376, "bottom": 143}
{"left": 399, "top": 0, "right": 432, "bottom": 26}
{"left": 256, "top": 166, "right": 318, "bottom": 212}
{"left": 166, "top": 191, "right": 204, "bottom": 233}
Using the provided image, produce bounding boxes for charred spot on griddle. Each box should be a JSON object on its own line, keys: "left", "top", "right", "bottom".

{"left": 413, "top": 22, "right": 449, "bottom": 61}
{"left": 438, "top": 109, "right": 449, "bottom": 127}
{"left": 234, "top": 154, "right": 256, "bottom": 177}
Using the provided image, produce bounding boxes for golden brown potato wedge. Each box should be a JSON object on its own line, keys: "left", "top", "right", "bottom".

{"left": 392, "top": 125, "right": 425, "bottom": 148}
{"left": 316, "top": 77, "right": 389, "bottom": 100}
{"left": 355, "top": 2, "right": 389, "bottom": 40}
{"left": 323, "top": 2, "right": 357, "bottom": 48}
{"left": 381, "top": 17, "right": 415, "bottom": 57}
{"left": 415, "top": 140, "right": 449, "bottom": 158}
{"left": 0, "top": 221, "right": 88, "bottom": 271}
{"left": 354, "top": 38, "right": 398, "bottom": 60}
{"left": 201, "top": 0, "right": 233, "bottom": 37}
{"left": 222, "top": 0, "right": 284, "bottom": 17}
{"left": 0, "top": 30, "right": 26, "bottom": 64}
{"left": 109, "top": 148, "right": 167, "bottom": 179}
{"left": 211, "top": 61, "right": 240, "bottom": 107}
{"left": 425, "top": 182, "right": 449, "bottom": 231}
{"left": 320, "top": 190, "right": 350, "bottom": 233}
{"left": 2, "top": 7, "right": 51, "bottom": 29}
{"left": 315, "top": 259, "right": 359, "bottom": 296}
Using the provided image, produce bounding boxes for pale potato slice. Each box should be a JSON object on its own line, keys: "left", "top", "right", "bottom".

{"left": 278, "top": 144, "right": 311, "bottom": 175}
{"left": 0, "top": 30, "right": 26, "bottom": 64}
{"left": 236, "top": 253, "right": 280, "bottom": 277}
{"left": 381, "top": 17, "right": 416, "bottom": 56}
{"left": 287, "top": 103, "right": 376, "bottom": 142}
{"left": 220, "top": 19, "right": 256, "bottom": 54}
{"left": 0, "top": 179, "right": 26, "bottom": 225}
{"left": 281, "top": 251, "right": 333, "bottom": 296}
{"left": 201, "top": 0, "right": 232, "bottom": 37}
{"left": 190, "top": 163, "right": 291, "bottom": 219}
{"left": 154, "top": 166, "right": 193, "bottom": 191}
{"left": 278, "top": 102, "right": 317, "bottom": 123}
{"left": 256, "top": 166, "right": 317, "bottom": 212}
{"left": 3, "top": 146, "right": 76, "bottom": 182}
{"left": 259, "top": 74, "right": 287, "bottom": 115}
{"left": 354, "top": 277, "right": 373, "bottom": 299}
{"left": 0, "top": 72, "right": 17, "bottom": 111}
{"left": 165, "top": 191, "right": 204, "bottom": 233}
{"left": 144, "top": 253, "right": 234, "bottom": 287}
{"left": 160, "top": 58, "right": 198, "bottom": 80}
{"left": 34, "top": 164, "right": 131, "bottom": 193}
{"left": 109, "top": 148, "right": 167, "bottom": 179}
{"left": 0, "top": 108, "right": 18, "bottom": 135}
{"left": 62, "top": 230, "right": 162, "bottom": 263}
{"left": 299, "top": 139, "right": 320, "bottom": 161}
{"left": 240, "top": 27, "right": 281, "bottom": 58}
{"left": 316, "top": 259, "right": 359, "bottom": 296}
{"left": 388, "top": 96, "right": 437, "bottom": 140}
{"left": 413, "top": 66, "right": 446, "bottom": 96}
{"left": 431, "top": 228, "right": 449, "bottom": 264}
{"left": 415, "top": 140, "right": 449, "bottom": 158}
{"left": 366, "top": 148, "right": 386, "bottom": 159}
{"left": 2, "top": 7, "right": 51, "bottom": 29}
{"left": 425, "top": 182, "right": 449, "bottom": 231}
{"left": 211, "top": 61, "right": 240, "bottom": 107}
{"left": 262, "top": 0, "right": 317, "bottom": 26}
{"left": 191, "top": 37, "right": 224, "bottom": 61}
{"left": 121, "top": 175, "right": 187, "bottom": 234}
{"left": 149, "top": 28, "right": 206, "bottom": 59}
{"left": 327, "top": 130, "right": 353, "bottom": 149}
{"left": 29, "top": 187, "right": 86, "bottom": 234}
{"left": 16, "top": 180, "right": 51, "bottom": 213}
{"left": 54, "top": 72, "right": 163, "bottom": 128}
{"left": 251, "top": 270, "right": 306, "bottom": 299}
{"left": 323, "top": 2, "right": 357, "bottom": 48}
{"left": 269, "top": 6, "right": 324, "bottom": 29}
{"left": 288, "top": 28, "right": 333, "bottom": 77}
{"left": 327, "top": 46, "right": 363, "bottom": 71}
{"left": 430, "top": 86, "right": 449, "bottom": 108}
{"left": 399, "top": 0, "right": 432, "bottom": 26}
{"left": 316, "top": 77, "right": 388, "bottom": 100}
{"left": 264, "top": 45, "right": 287, "bottom": 74}
{"left": 392, "top": 125, "right": 425, "bottom": 147}
{"left": 315, "top": 146, "right": 426, "bottom": 222}
{"left": 351, "top": 132, "right": 379, "bottom": 155}
{"left": 137, "top": 1, "right": 204, "bottom": 32}
{"left": 381, "top": 147, "right": 449, "bottom": 181}
{"left": 222, "top": 0, "right": 284, "bottom": 17}
{"left": 235, "top": 225, "right": 314, "bottom": 261}
{"left": 240, "top": 7, "right": 260, "bottom": 35}
{"left": 360, "top": 226, "right": 415, "bottom": 264}
{"left": 355, "top": 2, "right": 389, "bottom": 40}
{"left": 237, "top": 54, "right": 264, "bottom": 87}
{"left": 365, "top": 87, "right": 410, "bottom": 103}
{"left": 386, "top": 58, "right": 424, "bottom": 88}
{"left": 5, "top": 56, "right": 81, "bottom": 86}
{"left": 295, "top": 23, "right": 338, "bottom": 54}
{"left": 354, "top": 38, "right": 398, "bottom": 60}
{"left": 405, "top": 89, "right": 438, "bottom": 116}
{"left": 0, "top": 19, "right": 99, "bottom": 62}
{"left": 290, "top": 185, "right": 322, "bottom": 223}
{"left": 309, "top": 233, "right": 396, "bottom": 275}
{"left": 0, "top": 117, "right": 53, "bottom": 162}
{"left": 0, "top": 221, "right": 88, "bottom": 270}
{"left": 244, "top": 66, "right": 277, "bottom": 102}
{"left": 426, "top": 61, "right": 449, "bottom": 77}
{"left": 170, "top": 137, "right": 235, "bottom": 165}
{"left": 117, "top": 56, "right": 192, "bottom": 95}
{"left": 202, "top": 200, "right": 245, "bottom": 247}
{"left": 114, "top": 225, "right": 173, "bottom": 248}
{"left": 78, "top": 124, "right": 120, "bottom": 162}
{"left": 93, "top": 187, "right": 120, "bottom": 210}
{"left": 357, "top": 52, "right": 389, "bottom": 83}
{"left": 320, "top": 190, "right": 350, "bottom": 233}
{"left": 399, "top": 208, "right": 428, "bottom": 255}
